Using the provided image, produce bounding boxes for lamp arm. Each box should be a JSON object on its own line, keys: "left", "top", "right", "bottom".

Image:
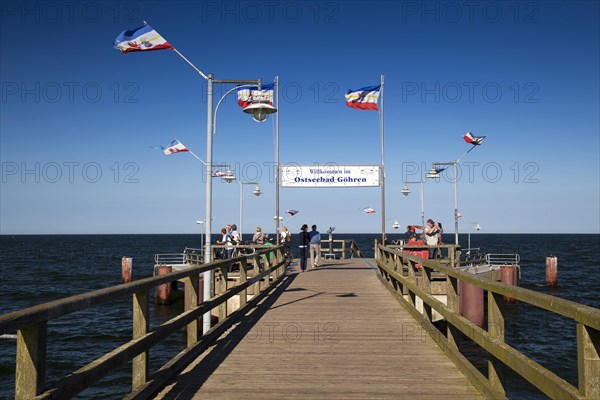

{"left": 213, "top": 84, "right": 255, "bottom": 135}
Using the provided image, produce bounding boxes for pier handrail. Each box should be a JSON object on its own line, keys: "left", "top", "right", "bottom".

{"left": 486, "top": 253, "right": 521, "bottom": 267}
{"left": 0, "top": 245, "right": 288, "bottom": 400}
{"left": 375, "top": 244, "right": 600, "bottom": 400}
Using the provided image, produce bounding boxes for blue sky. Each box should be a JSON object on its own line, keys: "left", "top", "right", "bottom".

{"left": 1, "top": 0, "right": 598, "bottom": 234}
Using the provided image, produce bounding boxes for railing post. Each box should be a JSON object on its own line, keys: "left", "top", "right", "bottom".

{"left": 217, "top": 265, "right": 228, "bottom": 321}
{"left": 421, "top": 264, "right": 432, "bottom": 322}
{"left": 407, "top": 259, "right": 417, "bottom": 306}
{"left": 577, "top": 323, "right": 600, "bottom": 399}
{"left": 183, "top": 275, "right": 199, "bottom": 346}
{"left": 132, "top": 290, "right": 149, "bottom": 390}
{"left": 15, "top": 323, "right": 47, "bottom": 400}
{"left": 239, "top": 259, "right": 248, "bottom": 307}
{"left": 253, "top": 256, "right": 262, "bottom": 293}
{"left": 446, "top": 275, "right": 459, "bottom": 348}
{"left": 341, "top": 240, "right": 346, "bottom": 259}
{"left": 487, "top": 292, "right": 506, "bottom": 395}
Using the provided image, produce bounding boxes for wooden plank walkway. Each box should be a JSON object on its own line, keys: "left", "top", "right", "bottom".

{"left": 154, "top": 258, "right": 483, "bottom": 400}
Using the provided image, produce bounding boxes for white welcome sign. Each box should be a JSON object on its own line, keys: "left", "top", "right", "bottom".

{"left": 281, "top": 164, "right": 380, "bottom": 187}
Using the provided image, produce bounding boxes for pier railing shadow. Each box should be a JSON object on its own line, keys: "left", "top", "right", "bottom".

{"left": 375, "top": 244, "right": 600, "bottom": 400}
{"left": 0, "top": 245, "right": 289, "bottom": 400}
{"left": 156, "top": 271, "right": 298, "bottom": 400}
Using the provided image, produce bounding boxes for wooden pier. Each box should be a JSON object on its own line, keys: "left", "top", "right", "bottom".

{"left": 153, "top": 258, "right": 482, "bottom": 400}
{"left": 1, "top": 242, "right": 599, "bottom": 399}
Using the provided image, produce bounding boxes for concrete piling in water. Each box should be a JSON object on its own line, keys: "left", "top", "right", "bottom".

{"left": 546, "top": 255, "right": 558, "bottom": 287}
{"left": 121, "top": 257, "right": 132, "bottom": 283}
{"left": 500, "top": 265, "right": 517, "bottom": 303}
{"left": 155, "top": 265, "right": 173, "bottom": 305}
{"left": 459, "top": 281, "right": 484, "bottom": 328}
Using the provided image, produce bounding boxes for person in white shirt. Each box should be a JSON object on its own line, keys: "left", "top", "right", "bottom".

{"left": 414, "top": 219, "right": 440, "bottom": 259}
{"left": 230, "top": 224, "right": 241, "bottom": 244}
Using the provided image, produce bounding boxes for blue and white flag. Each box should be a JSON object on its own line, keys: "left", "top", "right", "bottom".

{"left": 345, "top": 85, "right": 381, "bottom": 110}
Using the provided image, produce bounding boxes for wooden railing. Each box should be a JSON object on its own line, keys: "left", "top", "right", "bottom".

{"left": 212, "top": 240, "right": 364, "bottom": 260}
{"left": 385, "top": 242, "right": 461, "bottom": 266}
{"left": 0, "top": 246, "right": 288, "bottom": 399}
{"left": 347, "top": 240, "right": 363, "bottom": 258}
{"left": 375, "top": 244, "right": 600, "bottom": 400}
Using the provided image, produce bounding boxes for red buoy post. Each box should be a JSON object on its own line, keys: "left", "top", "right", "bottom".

{"left": 121, "top": 257, "right": 133, "bottom": 283}
{"left": 546, "top": 255, "right": 558, "bottom": 287}
{"left": 155, "top": 265, "right": 173, "bottom": 305}
{"left": 500, "top": 265, "right": 517, "bottom": 303}
{"left": 459, "top": 281, "right": 484, "bottom": 328}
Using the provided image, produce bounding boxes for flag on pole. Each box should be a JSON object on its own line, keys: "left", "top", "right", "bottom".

{"left": 457, "top": 213, "right": 463, "bottom": 219}
{"left": 161, "top": 140, "right": 189, "bottom": 155}
{"left": 463, "top": 132, "right": 486, "bottom": 145}
{"left": 362, "top": 207, "right": 376, "bottom": 214}
{"left": 114, "top": 23, "right": 174, "bottom": 54}
{"left": 237, "top": 83, "right": 274, "bottom": 109}
{"left": 435, "top": 166, "right": 447, "bottom": 174}
{"left": 345, "top": 85, "right": 381, "bottom": 110}
{"left": 286, "top": 210, "right": 299, "bottom": 216}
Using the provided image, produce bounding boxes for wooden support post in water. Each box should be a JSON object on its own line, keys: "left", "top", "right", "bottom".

{"left": 546, "top": 255, "right": 558, "bottom": 287}
{"left": 459, "top": 281, "right": 484, "bottom": 328}
{"left": 132, "top": 290, "right": 148, "bottom": 390}
{"left": 155, "top": 265, "right": 172, "bottom": 305}
{"left": 487, "top": 292, "right": 506, "bottom": 395}
{"left": 15, "top": 323, "right": 47, "bottom": 400}
{"left": 122, "top": 257, "right": 133, "bottom": 283}
{"left": 500, "top": 265, "right": 517, "bottom": 303}
{"left": 577, "top": 323, "right": 600, "bottom": 399}
{"left": 183, "top": 275, "right": 200, "bottom": 346}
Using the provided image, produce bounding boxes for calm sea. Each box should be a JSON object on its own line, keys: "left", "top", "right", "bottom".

{"left": 0, "top": 233, "right": 598, "bottom": 399}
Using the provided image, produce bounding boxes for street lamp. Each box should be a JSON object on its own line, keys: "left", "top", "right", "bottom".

{"left": 196, "top": 220, "right": 204, "bottom": 255}
{"left": 243, "top": 97, "right": 277, "bottom": 122}
{"left": 202, "top": 76, "right": 276, "bottom": 334}
{"left": 425, "top": 137, "right": 484, "bottom": 247}
{"left": 223, "top": 169, "right": 236, "bottom": 184}
{"left": 238, "top": 181, "right": 261, "bottom": 241}
{"left": 402, "top": 180, "right": 425, "bottom": 229}
{"left": 467, "top": 222, "right": 481, "bottom": 254}
{"left": 427, "top": 161, "right": 458, "bottom": 245}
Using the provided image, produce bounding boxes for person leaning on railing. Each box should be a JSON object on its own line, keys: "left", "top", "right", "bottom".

{"left": 413, "top": 219, "right": 440, "bottom": 259}
{"left": 253, "top": 227, "right": 265, "bottom": 245}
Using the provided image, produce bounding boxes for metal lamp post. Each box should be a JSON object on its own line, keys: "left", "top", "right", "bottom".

{"left": 402, "top": 180, "right": 425, "bottom": 228}
{"left": 238, "top": 181, "right": 261, "bottom": 241}
{"left": 467, "top": 222, "right": 481, "bottom": 254}
{"left": 195, "top": 220, "right": 204, "bottom": 255}
{"left": 203, "top": 76, "right": 277, "bottom": 334}
{"left": 427, "top": 162, "right": 458, "bottom": 245}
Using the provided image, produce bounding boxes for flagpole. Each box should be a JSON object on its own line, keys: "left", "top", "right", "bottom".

{"left": 380, "top": 74, "right": 386, "bottom": 245}
{"left": 172, "top": 48, "right": 208, "bottom": 80}
{"left": 187, "top": 150, "right": 205, "bottom": 163}
{"left": 275, "top": 76, "right": 281, "bottom": 244}
{"left": 173, "top": 138, "right": 206, "bottom": 164}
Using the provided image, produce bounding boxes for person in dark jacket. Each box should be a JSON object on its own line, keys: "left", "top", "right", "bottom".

{"left": 298, "top": 224, "right": 310, "bottom": 272}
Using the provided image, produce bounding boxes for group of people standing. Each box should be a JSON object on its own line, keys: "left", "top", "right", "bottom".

{"left": 297, "top": 224, "right": 322, "bottom": 272}
{"left": 404, "top": 218, "right": 443, "bottom": 258}
{"left": 215, "top": 224, "right": 240, "bottom": 259}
